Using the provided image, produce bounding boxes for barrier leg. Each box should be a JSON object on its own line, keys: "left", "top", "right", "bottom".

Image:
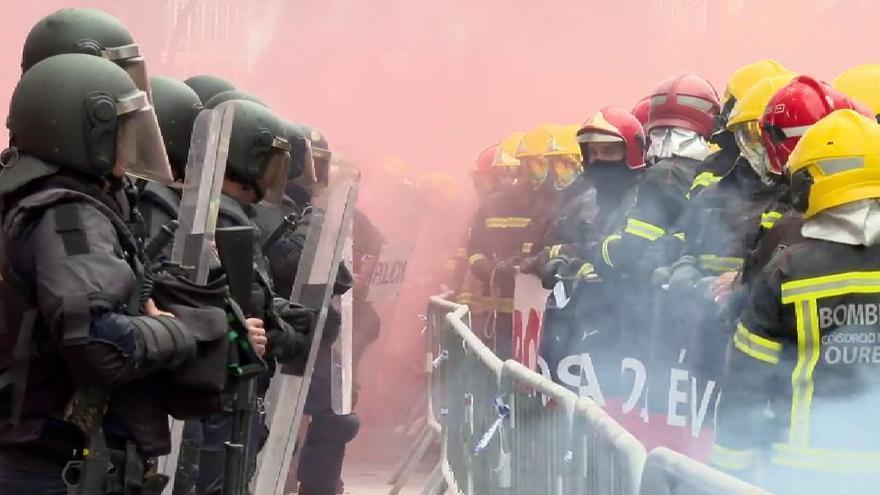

{"left": 389, "top": 423, "right": 430, "bottom": 484}
{"left": 418, "top": 463, "right": 447, "bottom": 495}
{"left": 388, "top": 426, "right": 438, "bottom": 495}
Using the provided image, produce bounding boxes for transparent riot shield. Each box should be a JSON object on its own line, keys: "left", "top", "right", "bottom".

{"left": 252, "top": 162, "right": 359, "bottom": 495}
{"left": 168, "top": 101, "right": 235, "bottom": 284}
{"left": 330, "top": 225, "right": 354, "bottom": 415}
{"left": 156, "top": 102, "right": 235, "bottom": 491}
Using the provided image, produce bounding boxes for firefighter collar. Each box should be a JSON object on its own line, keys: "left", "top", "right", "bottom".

{"left": 802, "top": 199, "right": 880, "bottom": 246}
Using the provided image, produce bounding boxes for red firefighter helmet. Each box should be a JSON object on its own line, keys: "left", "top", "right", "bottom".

{"left": 471, "top": 143, "right": 499, "bottom": 195}
{"left": 759, "top": 75, "right": 873, "bottom": 174}
{"left": 631, "top": 96, "right": 650, "bottom": 129}
{"left": 473, "top": 143, "right": 498, "bottom": 175}
{"left": 577, "top": 106, "right": 646, "bottom": 169}
{"left": 647, "top": 72, "right": 720, "bottom": 137}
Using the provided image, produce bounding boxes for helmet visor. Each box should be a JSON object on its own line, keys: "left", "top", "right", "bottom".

{"left": 115, "top": 91, "right": 174, "bottom": 184}
{"left": 550, "top": 156, "right": 582, "bottom": 190}
{"left": 733, "top": 121, "right": 774, "bottom": 177}
{"left": 521, "top": 157, "right": 549, "bottom": 185}
{"left": 256, "top": 138, "right": 292, "bottom": 206}
{"left": 103, "top": 44, "right": 153, "bottom": 100}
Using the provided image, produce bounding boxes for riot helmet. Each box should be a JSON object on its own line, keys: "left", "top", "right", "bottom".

{"left": 184, "top": 74, "right": 236, "bottom": 105}
{"left": 7, "top": 53, "right": 172, "bottom": 184}
{"left": 205, "top": 90, "right": 266, "bottom": 109}
{"left": 150, "top": 76, "right": 204, "bottom": 181}
{"left": 22, "top": 8, "right": 153, "bottom": 98}
{"left": 225, "top": 100, "right": 291, "bottom": 206}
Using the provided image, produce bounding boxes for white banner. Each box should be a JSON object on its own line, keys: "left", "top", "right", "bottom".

{"left": 512, "top": 272, "right": 551, "bottom": 370}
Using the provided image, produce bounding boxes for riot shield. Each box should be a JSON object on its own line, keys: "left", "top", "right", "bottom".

{"left": 168, "top": 101, "right": 235, "bottom": 284}
{"left": 156, "top": 102, "right": 235, "bottom": 491}
{"left": 331, "top": 224, "right": 354, "bottom": 414}
{"left": 252, "top": 161, "right": 359, "bottom": 495}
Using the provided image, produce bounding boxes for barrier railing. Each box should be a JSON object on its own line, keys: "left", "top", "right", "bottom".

{"left": 389, "top": 295, "right": 769, "bottom": 495}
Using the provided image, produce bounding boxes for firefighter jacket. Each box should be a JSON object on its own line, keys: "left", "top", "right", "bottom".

{"left": 687, "top": 146, "right": 739, "bottom": 200}
{"left": 465, "top": 187, "right": 551, "bottom": 314}
{"left": 713, "top": 232, "right": 880, "bottom": 492}
{"left": 599, "top": 156, "right": 702, "bottom": 279}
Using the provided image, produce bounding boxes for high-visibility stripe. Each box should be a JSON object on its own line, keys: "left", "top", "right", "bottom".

{"left": 575, "top": 263, "right": 595, "bottom": 279}
{"left": 710, "top": 445, "right": 758, "bottom": 471}
{"left": 689, "top": 171, "right": 723, "bottom": 191}
{"left": 816, "top": 157, "right": 864, "bottom": 176}
{"left": 624, "top": 218, "right": 665, "bottom": 242}
{"left": 733, "top": 322, "right": 781, "bottom": 364}
{"left": 699, "top": 255, "right": 744, "bottom": 273}
{"left": 521, "top": 242, "right": 533, "bottom": 254}
{"left": 602, "top": 234, "right": 620, "bottom": 267}
{"left": 771, "top": 443, "right": 880, "bottom": 474}
{"left": 761, "top": 211, "right": 783, "bottom": 229}
{"left": 673, "top": 232, "right": 686, "bottom": 242}
{"left": 468, "top": 253, "right": 488, "bottom": 266}
{"left": 781, "top": 271, "right": 880, "bottom": 303}
{"left": 548, "top": 244, "right": 563, "bottom": 259}
{"left": 790, "top": 299, "right": 819, "bottom": 447}
{"left": 485, "top": 217, "right": 532, "bottom": 229}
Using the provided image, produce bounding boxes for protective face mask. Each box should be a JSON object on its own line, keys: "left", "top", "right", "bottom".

{"left": 646, "top": 127, "right": 710, "bottom": 162}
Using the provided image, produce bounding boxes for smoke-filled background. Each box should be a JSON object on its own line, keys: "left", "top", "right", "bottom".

{"left": 2, "top": 0, "right": 878, "bottom": 463}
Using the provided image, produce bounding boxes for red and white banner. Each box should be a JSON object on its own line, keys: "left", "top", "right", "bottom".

{"left": 512, "top": 272, "right": 550, "bottom": 370}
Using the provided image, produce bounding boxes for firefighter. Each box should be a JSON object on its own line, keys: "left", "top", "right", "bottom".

{"left": 457, "top": 133, "right": 524, "bottom": 316}
{"left": 465, "top": 125, "right": 555, "bottom": 359}
{"left": 833, "top": 64, "right": 880, "bottom": 119}
{"left": 600, "top": 72, "right": 720, "bottom": 281}
{"left": 534, "top": 108, "right": 647, "bottom": 403}
{"left": 712, "top": 109, "right": 880, "bottom": 494}
{"left": 690, "top": 60, "right": 795, "bottom": 199}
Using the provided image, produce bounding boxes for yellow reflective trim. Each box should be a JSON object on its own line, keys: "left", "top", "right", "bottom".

{"left": 771, "top": 444, "right": 880, "bottom": 474}
{"left": 484, "top": 217, "right": 532, "bottom": 229}
{"left": 760, "top": 211, "right": 783, "bottom": 229}
{"left": 790, "top": 299, "right": 819, "bottom": 447}
{"left": 548, "top": 244, "right": 562, "bottom": 259}
{"left": 602, "top": 234, "right": 620, "bottom": 267}
{"left": 468, "top": 253, "right": 488, "bottom": 266}
{"left": 689, "top": 172, "right": 722, "bottom": 191}
{"left": 624, "top": 218, "right": 665, "bottom": 241}
{"left": 575, "top": 263, "right": 595, "bottom": 279}
{"left": 710, "top": 444, "right": 757, "bottom": 471}
{"left": 456, "top": 292, "right": 474, "bottom": 304}
{"left": 781, "top": 271, "right": 880, "bottom": 303}
{"left": 673, "top": 232, "right": 686, "bottom": 242}
{"left": 733, "top": 323, "right": 780, "bottom": 364}
{"left": 521, "top": 242, "right": 533, "bottom": 254}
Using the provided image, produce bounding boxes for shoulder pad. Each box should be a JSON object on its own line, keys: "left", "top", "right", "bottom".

{"left": 0, "top": 153, "right": 59, "bottom": 198}
{"left": 140, "top": 182, "right": 181, "bottom": 218}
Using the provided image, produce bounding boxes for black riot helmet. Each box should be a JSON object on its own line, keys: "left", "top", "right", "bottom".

{"left": 184, "top": 75, "right": 236, "bottom": 105}
{"left": 225, "top": 100, "right": 291, "bottom": 205}
{"left": 21, "top": 9, "right": 153, "bottom": 97}
{"left": 205, "top": 89, "right": 267, "bottom": 109}
{"left": 296, "top": 124, "right": 332, "bottom": 192}
{"left": 284, "top": 121, "right": 309, "bottom": 180}
{"left": 150, "top": 76, "right": 204, "bottom": 181}
{"left": 7, "top": 54, "right": 173, "bottom": 184}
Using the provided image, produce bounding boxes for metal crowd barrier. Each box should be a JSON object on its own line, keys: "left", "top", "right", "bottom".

{"left": 388, "top": 295, "right": 769, "bottom": 495}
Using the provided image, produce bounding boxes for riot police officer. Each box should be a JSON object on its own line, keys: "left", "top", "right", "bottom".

{"left": 0, "top": 53, "right": 201, "bottom": 494}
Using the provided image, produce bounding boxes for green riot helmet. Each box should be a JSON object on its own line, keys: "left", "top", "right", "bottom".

{"left": 150, "top": 76, "right": 204, "bottom": 181}
{"left": 205, "top": 89, "right": 267, "bottom": 109}
{"left": 225, "top": 100, "right": 291, "bottom": 206}
{"left": 184, "top": 75, "right": 236, "bottom": 105}
{"left": 8, "top": 54, "right": 173, "bottom": 184}
{"left": 284, "top": 121, "right": 309, "bottom": 180}
{"left": 296, "top": 124, "right": 332, "bottom": 192}
{"left": 21, "top": 8, "right": 153, "bottom": 98}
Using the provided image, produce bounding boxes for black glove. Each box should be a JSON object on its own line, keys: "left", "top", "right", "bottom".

{"left": 268, "top": 301, "right": 317, "bottom": 373}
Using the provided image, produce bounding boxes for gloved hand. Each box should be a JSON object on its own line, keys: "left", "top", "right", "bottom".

{"left": 651, "top": 266, "right": 672, "bottom": 287}
{"left": 667, "top": 256, "right": 702, "bottom": 293}
{"left": 267, "top": 302, "right": 317, "bottom": 369}
{"left": 539, "top": 257, "right": 571, "bottom": 290}
{"left": 491, "top": 257, "right": 520, "bottom": 288}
